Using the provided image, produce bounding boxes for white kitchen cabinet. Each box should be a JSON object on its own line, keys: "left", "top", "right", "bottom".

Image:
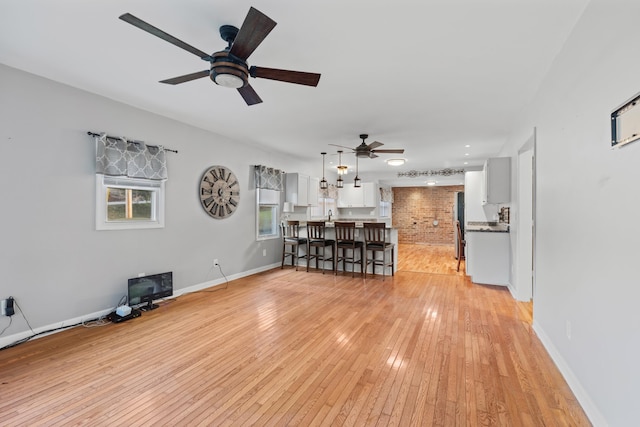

{"left": 338, "top": 182, "right": 376, "bottom": 208}
{"left": 308, "top": 177, "right": 319, "bottom": 206}
{"left": 465, "top": 171, "right": 498, "bottom": 223}
{"left": 362, "top": 182, "right": 376, "bottom": 207}
{"left": 482, "top": 157, "right": 511, "bottom": 205}
{"left": 465, "top": 231, "right": 510, "bottom": 286}
{"left": 285, "top": 173, "right": 319, "bottom": 206}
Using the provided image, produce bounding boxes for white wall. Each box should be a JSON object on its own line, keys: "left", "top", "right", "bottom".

{"left": 500, "top": 1, "right": 640, "bottom": 425}
{"left": 0, "top": 63, "right": 312, "bottom": 340}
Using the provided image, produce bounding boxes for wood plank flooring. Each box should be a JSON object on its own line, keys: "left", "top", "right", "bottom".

{"left": 0, "top": 244, "right": 590, "bottom": 426}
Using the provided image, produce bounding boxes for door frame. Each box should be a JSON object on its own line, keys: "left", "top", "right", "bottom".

{"left": 515, "top": 128, "right": 536, "bottom": 301}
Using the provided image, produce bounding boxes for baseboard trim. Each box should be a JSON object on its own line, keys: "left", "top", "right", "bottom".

{"left": 0, "top": 262, "right": 281, "bottom": 350}
{"left": 532, "top": 320, "right": 607, "bottom": 427}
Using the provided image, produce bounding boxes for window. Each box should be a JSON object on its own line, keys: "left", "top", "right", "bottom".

{"left": 96, "top": 175, "right": 165, "bottom": 230}
{"left": 310, "top": 197, "right": 337, "bottom": 219}
{"left": 379, "top": 200, "right": 391, "bottom": 218}
{"left": 257, "top": 188, "right": 280, "bottom": 240}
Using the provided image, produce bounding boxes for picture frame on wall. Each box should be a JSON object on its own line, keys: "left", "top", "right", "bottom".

{"left": 611, "top": 92, "right": 640, "bottom": 148}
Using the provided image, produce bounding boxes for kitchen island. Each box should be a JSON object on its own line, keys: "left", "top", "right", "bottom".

{"left": 295, "top": 222, "right": 398, "bottom": 276}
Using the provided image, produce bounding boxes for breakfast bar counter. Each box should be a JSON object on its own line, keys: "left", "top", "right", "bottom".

{"left": 295, "top": 222, "right": 398, "bottom": 276}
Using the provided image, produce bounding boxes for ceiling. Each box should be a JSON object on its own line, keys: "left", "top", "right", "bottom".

{"left": 0, "top": 0, "right": 588, "bottom": 187}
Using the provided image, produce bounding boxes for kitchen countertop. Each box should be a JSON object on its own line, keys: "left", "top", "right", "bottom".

{"left": 465, "top": 221, "right": 510, "bottom": 233}
{"left": 296, "top": 221, "right": 395, "bottom": 229}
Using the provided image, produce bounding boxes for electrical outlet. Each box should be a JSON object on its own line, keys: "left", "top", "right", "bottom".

{"left": 262, "top": 249, "right": 267, "bottom": 257}
{"left": 1, "top": 297, "right": 15, "bottom": 316}
{"left": 213, "top": 259, "right": 219, "bottom": 266}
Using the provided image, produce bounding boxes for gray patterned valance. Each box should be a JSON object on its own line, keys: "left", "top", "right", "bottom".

{"left": 380, "top": 186, "right": 394, "bottom": 203}
{"left": 95, "top": 133, "right": 167, "bottom": 180}
{"left": 254, "top": 165, "right": 284, "bottom": 191}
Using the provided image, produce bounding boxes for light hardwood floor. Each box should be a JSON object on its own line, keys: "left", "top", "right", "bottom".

{"left": 0, "top": 244, "right": 590, "bottom": 426}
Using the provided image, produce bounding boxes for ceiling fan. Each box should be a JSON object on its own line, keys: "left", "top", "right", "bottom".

{"left": 119, "top": 7, "right": 321, "bottom": 105}
{"left": 330, "top": 134, "right": 405, "bottom": 159}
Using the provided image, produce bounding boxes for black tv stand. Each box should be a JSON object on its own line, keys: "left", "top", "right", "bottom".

{"left": 140, "top": 301, "right": 159, "bottom": 311}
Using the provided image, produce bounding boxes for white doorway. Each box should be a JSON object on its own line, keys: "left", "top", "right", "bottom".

{"left": 516, "top": 130, "right": 535, "bottom": 301}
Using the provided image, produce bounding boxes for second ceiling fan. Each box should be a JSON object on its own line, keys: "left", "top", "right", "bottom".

{"left": 119, "top": 7, "right": 321, "bottom": 105}
{"left": 331, "top": 134, "right": 405, "bottom": 159}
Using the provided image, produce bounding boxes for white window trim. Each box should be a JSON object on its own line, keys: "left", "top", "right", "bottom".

{"left": 96, "top": 175, "right": 165, "bottom": 231}
{"left": 256, "top": 189, "right": 280, "bottom": 241}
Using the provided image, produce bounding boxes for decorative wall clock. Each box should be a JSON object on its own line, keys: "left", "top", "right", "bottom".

{"left": 199, "top": 165, "right": 240, "bottom": 219}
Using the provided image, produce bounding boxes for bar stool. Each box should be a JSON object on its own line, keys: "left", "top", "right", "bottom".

{"left": 306, "top": 221, "right": 335, "bottom": 274}
{"left": 334, "top": 221, "right": 364, "bottom": 277}
{"left": 281, "top": 220, "right": 307, "bottom": 270}
{"left": 363, "top": 222, "right": 394, "bottom": 280}
{"left": 455, "top": 220, "right": 465, "bottom": 272}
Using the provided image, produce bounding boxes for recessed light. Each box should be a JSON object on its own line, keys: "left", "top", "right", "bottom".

{"left": 465, "top": 144, "right": 471, "bottom": 148}
{"left": 426, "top": 180, "right": 437, "bottom": 186}
{"left": 464, "top": 153, "right": 470, "bottom": 156}
{"left": 386, "top": 158, "right": 406, "bottom": 166}
{"left": 464, "top": 161, "right": 468, "bottom": 165}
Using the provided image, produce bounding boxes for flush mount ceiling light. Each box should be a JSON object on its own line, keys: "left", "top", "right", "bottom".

{"left": 386, "top": 158, "right": 406, "bottom": 166}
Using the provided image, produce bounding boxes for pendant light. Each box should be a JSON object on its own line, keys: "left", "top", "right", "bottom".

{"left": 336, "top": 150, "right": 348, "bottom": 176}
{"left": 354, "top": 155, "right": 361, "bottom": 188}
{"left": 336, "top": 150, "right": 344, "bottom": 188}
{"left": 320, "top": 152, "right": 328, "bottom": 190}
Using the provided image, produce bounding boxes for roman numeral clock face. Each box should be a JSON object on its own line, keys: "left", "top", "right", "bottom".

{"left": 199, "top": 166, "right": 240, "bottom": 219}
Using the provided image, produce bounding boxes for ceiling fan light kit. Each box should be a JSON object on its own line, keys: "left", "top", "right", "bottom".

{"left": 119, "top": 7, "right": 321, "bottom": 106}
{"left": 326, "top": 134, "right": 405, "bottom": 188}
{"left": 329, "top": 134, "right": 405, "bottom": 160}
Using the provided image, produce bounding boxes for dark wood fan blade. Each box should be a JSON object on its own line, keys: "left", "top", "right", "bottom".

{"left": 229, "top": 7, "right": 276, "bottom": 61}
{"left": 371, "top": 149, "right": 405, "bottom": 154}
{"left": 329, "top": 143, "right": 356, "bottom": 150}
{"left": 160, "top": 70, "right": 210, "bottom": 85}
{"left": 367, "top": 141, "right": 384, "bottom": 150}
{"left": 250, "top": 66, "right": 321, "bottom": 86}
{"left": 119, "top": 13, "right": 211, "bottom": 60}
{"left": 238, "top": 84, "right": 263, "bottom": 105}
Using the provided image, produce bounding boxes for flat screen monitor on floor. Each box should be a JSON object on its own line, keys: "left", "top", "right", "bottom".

{"left": 127, "top": 271, "right": 173, "bottom": 311}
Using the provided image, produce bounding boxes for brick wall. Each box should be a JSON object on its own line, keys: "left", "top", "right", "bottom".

{"left": 393, "top": 186, "right": 464, "bottom": 245}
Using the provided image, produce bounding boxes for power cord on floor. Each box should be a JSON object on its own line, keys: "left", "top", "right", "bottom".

{"left": 1, "top": 269, "right": 229, "bottom": 351}
{"left": 0, "top": 295, "right": 123, "bottom": 351}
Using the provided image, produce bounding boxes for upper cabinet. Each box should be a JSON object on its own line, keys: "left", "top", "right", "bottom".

{"left": 482, "top": 157, "right": 511, "bottom": 205}
{"left": 285, "top": 173, "right": 318, "bottom": 206}
{"left": 337, "top": 182, "right": 377, "bottom": 208}
{"left": 308, "top": 177, "right": 320, "bottom": 206}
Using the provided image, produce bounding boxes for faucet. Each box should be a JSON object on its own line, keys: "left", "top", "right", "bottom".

{"left": 328, "top": 209, "right": 333, "bottom": 222}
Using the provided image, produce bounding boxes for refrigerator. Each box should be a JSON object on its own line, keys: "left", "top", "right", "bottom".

{"left": 453, "top": 191, "right": 464, "bottom": 259}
